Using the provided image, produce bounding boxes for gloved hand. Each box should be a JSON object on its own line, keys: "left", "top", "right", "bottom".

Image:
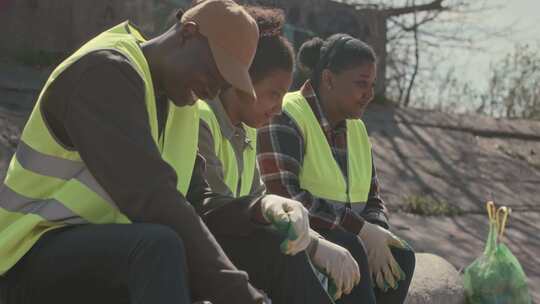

{"left": 309, "top": 232, "right": 361, "bottom": 300}
{"left": 358, "top": 221, "right": 408, "bottom": 291}
{"left": 257, "top": 289, "right": 272, "bottom": 304}
{"left": 260, "top": 194, "right": 311, "bottom": 255}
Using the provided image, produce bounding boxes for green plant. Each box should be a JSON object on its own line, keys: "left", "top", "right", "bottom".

{"left": 401, "top": 195, "right": 464, "bottom": 216}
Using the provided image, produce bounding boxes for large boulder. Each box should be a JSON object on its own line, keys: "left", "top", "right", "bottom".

{"left": 405, "top": 253, "right": 465, "bottom": 304}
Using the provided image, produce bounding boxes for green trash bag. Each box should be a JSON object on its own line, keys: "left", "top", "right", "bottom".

{"left": 463, "top": 201, "right": 532, "bottom": 304}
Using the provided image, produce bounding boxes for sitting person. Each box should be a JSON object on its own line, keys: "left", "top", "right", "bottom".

{"left": 257, "top": 34, "right": 417, "bottom": 304}
{"left": 196, "top": 7, "right": 360, "bottom": 303}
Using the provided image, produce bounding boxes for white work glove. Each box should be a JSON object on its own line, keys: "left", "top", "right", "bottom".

{"left": 258, "top": 289, "right": 272, "bottom": 304}
{"left": 260, "top": 194, "right": 311, "bottom": 255}
{"left": 309, "top": 232, "right": 361, "bottom": 300}
{"left": 358, "top": 221, "right": 408, "bottom": 291}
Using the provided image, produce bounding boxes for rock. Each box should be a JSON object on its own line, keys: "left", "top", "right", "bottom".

{"left": 405, "top": 253, "right": 465, "bottom": 304}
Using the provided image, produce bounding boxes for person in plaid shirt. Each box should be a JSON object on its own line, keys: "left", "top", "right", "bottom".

{"left": 257, "top": 34, "right": 416, "bottom": 304}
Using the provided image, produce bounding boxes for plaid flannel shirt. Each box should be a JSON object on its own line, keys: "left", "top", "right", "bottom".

{"left": 257, "top": 81, "right": 389, "bottom": 234}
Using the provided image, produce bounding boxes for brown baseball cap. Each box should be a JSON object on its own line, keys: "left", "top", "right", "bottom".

{"left": 181, "top": 0, "right": 259, "bottom": 99}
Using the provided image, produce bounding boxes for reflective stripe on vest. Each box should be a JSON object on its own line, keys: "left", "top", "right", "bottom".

{"left": 282, "top": 91, "right": 372, "bottom": 203}
{"left": 0, "top": 21, "right": 196, "bottom": 275}
{"left": 197, "top": 100, "right": 256, "bottom": 197}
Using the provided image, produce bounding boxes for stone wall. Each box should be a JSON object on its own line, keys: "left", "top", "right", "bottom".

{"left": 0, "top": 0, "right": 387, "bottom": 95}
{"left": 0, "top": 0, "right": 189, "bottom": 55}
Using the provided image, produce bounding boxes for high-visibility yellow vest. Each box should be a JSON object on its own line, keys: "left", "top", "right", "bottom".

{"left": 282, "top": 91, "right": 372, "bottom": 203}
{"left": 197, "top": 100, "right": 256, "bottom": 197}
{"left": 161, "top": 103, "right": 199, "bottom": 196}
{"left": 0, "top": 22, "right": 198, "bottom": 275}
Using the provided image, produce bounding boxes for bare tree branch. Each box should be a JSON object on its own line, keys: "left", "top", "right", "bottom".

{"left": 403, "top": 3, "right": 420, "bottom": 107}
{"left": 382, "top": 0, "right": 445, "bottom": 17}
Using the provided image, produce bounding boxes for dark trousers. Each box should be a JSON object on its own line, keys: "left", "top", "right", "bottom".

{"left": 1, "top": 224, "right": 190, "bottom": 304}
{"left": 320, "top": 229, "right": 416, "bottom": 304}
{"left": 215, "top": 227, "right": 333, "bottom": 304}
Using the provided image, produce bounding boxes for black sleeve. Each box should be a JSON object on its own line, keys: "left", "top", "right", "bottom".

{"left": 46, "top": 50, "right": 262, "bottom": 304}
{"left": 360, "top": 156, "right": 389, "bottom": 229}
{"left": 187, "top": 153, "right": 269, "bottom": 237}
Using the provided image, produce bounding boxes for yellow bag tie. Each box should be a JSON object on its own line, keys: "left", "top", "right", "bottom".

{"left": 486, "top": 201, "right": 497, "bottom": 224}
{"left": 485, "top": 201, "right": 511, "bottom": 240}
{"left": 496, "top": 206, "right": 511, "bottom": 239}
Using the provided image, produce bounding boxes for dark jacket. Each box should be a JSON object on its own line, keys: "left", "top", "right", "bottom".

{"left": 41, "top": 49, "right": 266, "bottom": 304}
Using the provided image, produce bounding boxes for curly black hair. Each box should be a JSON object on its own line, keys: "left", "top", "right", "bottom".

{"left": 244, "top": 5, "right": 295, "bottom": 83}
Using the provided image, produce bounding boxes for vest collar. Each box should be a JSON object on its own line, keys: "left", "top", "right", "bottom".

{"left": 300, "top": 80, "right": 347, "bottom": 134}
{"left": 205, "top": 97, "right": 252, "bottom": 148}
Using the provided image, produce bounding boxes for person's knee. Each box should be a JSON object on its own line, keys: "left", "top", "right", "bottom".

{"left": 288, "top": 250, "right": 310, "bottom": 265}
{"left": 344, "top": 233, "right": 367, "bottom": 254}
{"left": 254, "top": 228, "right": 312, "bottom": 270}
{"left": 133, "top": 224, "right": 186, "bottom": 262}
{"left": 126, "top": 225, "right": 189, "bottom": 302}
{"left": 255, "top": 228, "right": 287, "bottom": 256}
{"left": 332, "top": 231, "right": 369, "bottom": 268}
{"left": 392, "top": 247, "right": 416, "bottom": 278}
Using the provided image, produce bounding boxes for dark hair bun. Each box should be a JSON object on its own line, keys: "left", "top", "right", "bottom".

{"left": 244, "top": 6, "right": 284, "bottom": 37}
{"left": 297, "top": 37, "right": 324, "bottom": 73}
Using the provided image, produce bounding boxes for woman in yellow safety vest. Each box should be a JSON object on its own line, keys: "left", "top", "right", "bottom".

{"left": 196, "top": 6, "right": 293, "bottom": 199}
{"left": 196, "top": 7, "right": 365, "bottom": 302}
{"left": 257, "top": 34, "right": 417, "bottom": 303}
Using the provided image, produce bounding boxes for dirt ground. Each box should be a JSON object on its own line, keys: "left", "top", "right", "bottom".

{"left": 363, "top": 104, "right": 540, "bottom": 302}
